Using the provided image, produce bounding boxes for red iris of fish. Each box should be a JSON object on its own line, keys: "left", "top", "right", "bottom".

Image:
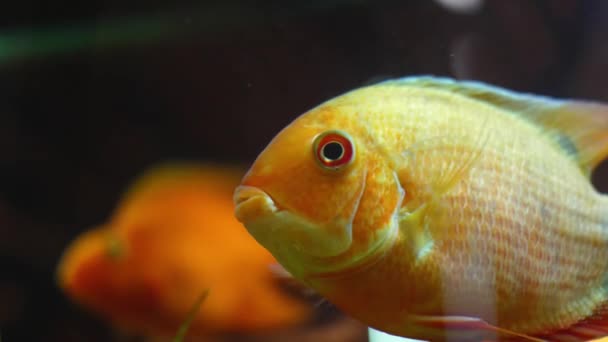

{"left": 314, "top": 132, "right": 354, "bottom": 169}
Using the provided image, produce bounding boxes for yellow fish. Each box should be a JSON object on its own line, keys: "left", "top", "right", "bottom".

{"left": 57, "top": 163, "right": 310, "bottom": 338}
{"left": 234, "top": 76, "right": 608, "bottom": 341}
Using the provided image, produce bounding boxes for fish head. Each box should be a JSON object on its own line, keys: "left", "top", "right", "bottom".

{"left": 235, "top": 100, "right": 404, "bottom": 280}
{"left": 57, "top": 226, "right": 124, "bottom": 302}
{"left": 56, "top": 225, "right": 173, "bottom": 334}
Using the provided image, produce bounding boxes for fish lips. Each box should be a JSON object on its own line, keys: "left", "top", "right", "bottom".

{"left": 234, "top": 185, "right": 354, "bottom": 261}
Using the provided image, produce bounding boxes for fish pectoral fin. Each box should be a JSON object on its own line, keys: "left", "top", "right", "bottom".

{"left": 399, "top": 206, "right": 435, "bottom": 262}
{"left": 409, "top": 314, "right": 546, "bottom": 342}
{"left": 396, "top": 123, "right": 489, "bottom": 247}
{"left": 396, "top": 111, "right": 490, "bottom": 206}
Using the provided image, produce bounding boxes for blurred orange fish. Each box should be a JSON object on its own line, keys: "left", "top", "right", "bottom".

{"left": 57, "top": 163, "right": 311, "bottom": 338}
{"left": 234, "top": 76, "right": 608, "bottom": 341}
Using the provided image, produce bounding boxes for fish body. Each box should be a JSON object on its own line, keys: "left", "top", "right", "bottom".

{"left": 234, "top": 77, "right": 608, "bottom": 341}
{"left": 57, "top": 164, "right": 310, "bottom": 337}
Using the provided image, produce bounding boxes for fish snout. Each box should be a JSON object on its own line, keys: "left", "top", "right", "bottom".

{"left": 233, "top": 185, "right": 278, "bottom": 224}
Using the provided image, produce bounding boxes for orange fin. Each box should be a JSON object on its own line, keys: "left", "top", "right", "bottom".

{"left": 126, "top": 161, "right": 245, "bottom": 195}
{"left": 385, "top": 76, "right": 608, "bottom": 177}
{"left": 108, "top": 162, "right": 246, "bottom": 227}
{"left": 117, "top": 161, "right": 245, "bottom": 207}
{"left": 410, "top": 314, "right": 546, "bottom": 341}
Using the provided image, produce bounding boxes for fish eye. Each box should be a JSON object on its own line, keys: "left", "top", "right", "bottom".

{"left": 105, "top": 234, "right": 123, "bottom": 261}
{"left": 313, "top": 130, "right": 355, "bottom": 171}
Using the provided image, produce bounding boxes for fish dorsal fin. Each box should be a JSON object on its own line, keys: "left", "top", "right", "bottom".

{"left": 115, "top": 162, "right": 244, "bottom": 213}
{"left": 123, "top": 162, "right": 244, "bottom": 199}
{"left": 383, "top": 76, "right": 608, "bottom": 177}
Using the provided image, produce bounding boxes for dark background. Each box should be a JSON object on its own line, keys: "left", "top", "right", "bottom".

{"left": 1, "top": 0, "right": 607, "bottom": 340}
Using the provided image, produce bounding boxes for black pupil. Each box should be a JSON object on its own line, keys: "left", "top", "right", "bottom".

{"left": 322, "top": 141, "right": 344, "bottom": 161}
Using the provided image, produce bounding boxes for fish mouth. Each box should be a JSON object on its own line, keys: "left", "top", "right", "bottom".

{"left": 234, "top": 185, "right": 279, "bottom": 224}
{"left": 233, "top": 185, "right": 354, "bottom": 261}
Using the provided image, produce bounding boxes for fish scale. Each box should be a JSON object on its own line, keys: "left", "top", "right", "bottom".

{"left": 423, "top": 121, "right": 608, "bottom": 334}
{"left": 235, "top": 76, "right": 608, "bottom": 341}
{"left": 388, "top": 80, "right": 608, "bottom": 336}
